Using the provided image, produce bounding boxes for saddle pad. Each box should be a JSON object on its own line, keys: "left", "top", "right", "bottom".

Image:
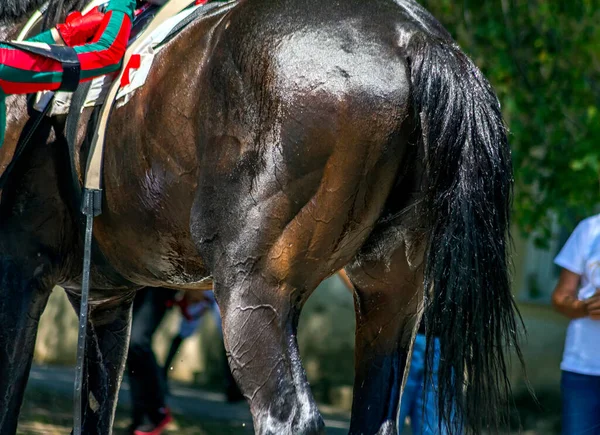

{"left": 82, "top": 2, "right": 207, "bottom": 110}
{"left": 31, "top": 1, "right": 216, "bottom": 115}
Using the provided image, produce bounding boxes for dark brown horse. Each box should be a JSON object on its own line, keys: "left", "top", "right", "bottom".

{"left": 0, "top": 0, "right": 522, "bottom": 434}
{"left": 1, "top": 2, "right": 135, "bottom": 434}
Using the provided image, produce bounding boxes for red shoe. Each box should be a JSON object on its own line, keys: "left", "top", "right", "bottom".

{"left": 133, "top": 408, "right": 173, "bottom": 435}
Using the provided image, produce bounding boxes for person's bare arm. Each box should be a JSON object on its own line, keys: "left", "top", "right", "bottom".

{"left": 552, "top": 268, "right": 588, "bottom": 319}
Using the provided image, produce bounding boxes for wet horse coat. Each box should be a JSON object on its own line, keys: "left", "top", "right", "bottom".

{"left": 0, "top": 0, "right": 520, "bottom": 434}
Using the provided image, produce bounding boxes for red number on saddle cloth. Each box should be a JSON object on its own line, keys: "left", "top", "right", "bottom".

{"left": 120, "top": 0, "right": 209, "bottom": 87}
{"left": 120, "top": 53, "right": 141, "bottom": 87}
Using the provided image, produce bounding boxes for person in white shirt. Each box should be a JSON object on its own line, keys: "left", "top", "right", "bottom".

{"left": 552, "top": 213, "right": 600, "bottom": 435}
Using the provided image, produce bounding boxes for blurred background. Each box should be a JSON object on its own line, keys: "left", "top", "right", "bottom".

{"left": 19, "top": 0, "right": 600, "bottom": 434}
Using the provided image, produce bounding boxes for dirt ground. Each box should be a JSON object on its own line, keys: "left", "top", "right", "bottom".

{"left": 17, "top": 366, "right": 561, "bottom": 435}
{"left": 17, "top": 365, "right": 350, "bottom": 435}
{"left": 17, "top": 389, "right": 562, "bottom": 435}
{"left": 18, "top": 387, "right": 253, "bottom": 435}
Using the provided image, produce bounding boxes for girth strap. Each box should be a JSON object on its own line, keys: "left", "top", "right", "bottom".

{"left": 83, "top": 0, "right": 195, "bottom": 192}
{"left": 2, "top": 41, "right": 81, "bottom": 92}
{"left": 73, "top": 2, "right": 198, "bottom": 434}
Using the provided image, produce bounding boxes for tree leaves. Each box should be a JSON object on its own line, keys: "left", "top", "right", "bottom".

{"left": 420, "top": 0, "right": 600, "bottom": 242}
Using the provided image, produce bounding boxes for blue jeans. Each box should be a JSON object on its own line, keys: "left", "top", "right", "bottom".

{"left": 561, "top": 370, "right": 600, "bottom": 435}
{"left": 398, "top": 334, "right": 452, "bottom": 435}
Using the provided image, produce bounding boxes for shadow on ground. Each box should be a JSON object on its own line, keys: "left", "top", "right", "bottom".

{"left": 19, "top": 365, "right": 350, "bottom": 435}
{"left": 18, "top": 365, "right": 562, "bottom": 434}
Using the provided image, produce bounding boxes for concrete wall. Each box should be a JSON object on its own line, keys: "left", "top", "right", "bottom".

{"left": 509, "top": 304, "right": 568, "bottom": 394}
{"left": 508, "top": 227, "right": 568, "bottom": 397}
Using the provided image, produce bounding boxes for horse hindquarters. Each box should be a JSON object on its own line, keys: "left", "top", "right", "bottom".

{"left": 191, "top": 91, "right": 412, "bottom": 434}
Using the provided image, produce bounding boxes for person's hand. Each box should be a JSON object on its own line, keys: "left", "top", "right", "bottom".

{"left": 583, "top": 289, "right": 600, "bottom": 320}
{"left": 56, "top": 7, "right": 105, "bottom": 47}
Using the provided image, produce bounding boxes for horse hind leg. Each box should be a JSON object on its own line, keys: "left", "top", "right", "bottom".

{"left": 0, "top": 261, "right": 52, "bottom": 435}
{"left": 345, "top": 227, "right": 424, "bottom": 435}
{"left": 204, "top": 235, "right": 327, "bottom": 434}
{"left": 64, "top": 290, "right": 136, "bottom": 435}
{"left": 211, "top": 275, "right": 323, "bottom": 435}
{"left": 192, "top": 136, "right": 408, "bottom": 434}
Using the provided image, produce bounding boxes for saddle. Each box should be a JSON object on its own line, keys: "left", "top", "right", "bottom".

{"left": 81, "top": 0, "right": 219, "bottom": 199}
{"left": 1, "top": 0, "right": 226, "bottom": 198}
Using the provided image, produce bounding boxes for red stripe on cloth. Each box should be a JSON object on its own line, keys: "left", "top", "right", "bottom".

{"left": 0, "top": 46, "right": 62, "bottom": 72}
{"left": 120, "top": 53, "right": 141, "bottom": 87}
{"left": 0, "top": 78, "right": 60, "bottom": 94}
{"left": 77, "top": 15, "right": 131, "bottom": 73}
{"left": 90, "top": 10, "right": 112, "bottom": 44}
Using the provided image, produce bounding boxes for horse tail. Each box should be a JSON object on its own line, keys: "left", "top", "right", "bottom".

{"left": 407, "top": 35, "right": 523, "bottom": 433}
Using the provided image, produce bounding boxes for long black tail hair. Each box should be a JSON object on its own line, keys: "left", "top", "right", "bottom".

{"left": 407, "top": 34, "right": 524, "bottom": 433}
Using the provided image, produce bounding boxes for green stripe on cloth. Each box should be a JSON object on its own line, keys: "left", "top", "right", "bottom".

{"left": 26, "top": 30, "right": 55, "bottom": 45}
{"left": 74, "top": 11, "right": 127, "bottom": 55}
{"left": 80, "top": 63, "right": 120, "bottom": 80}
{"left": 107, "top": 0, "right": 136, "bottom": 20}
{"left": 0, "top": 64, "right": 62, "bottom": 85}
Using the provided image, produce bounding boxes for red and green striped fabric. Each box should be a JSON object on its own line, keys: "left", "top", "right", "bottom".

{"left": 0, "top": 0, "right": 136, "bottom": 147}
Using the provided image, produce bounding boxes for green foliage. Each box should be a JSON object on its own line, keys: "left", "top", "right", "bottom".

{"left": 419, "top": 0, "right": 600, "bottom": 243}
